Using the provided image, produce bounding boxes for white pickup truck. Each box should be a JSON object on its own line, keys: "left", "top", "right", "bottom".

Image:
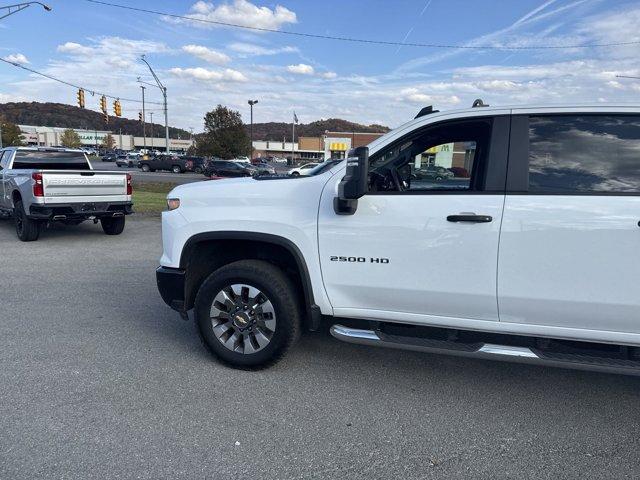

{"left": 157, "top": 103, "right": 640, "bottom": 374}
{"left": 0, "top": 147, "right": 132, "bottom": 241}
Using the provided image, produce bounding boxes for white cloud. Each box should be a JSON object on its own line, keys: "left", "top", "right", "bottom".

{"left": 170, "top": 66, "right": 247, "bottom": 83}
{"left": 400, "top": 88, "right": 460, "bottom": 105}
{"left": 182, "top": 44, "right": 230, "bottom": 65}
{"left": 287, "top": 63, "right": 314, "bottom": 75}
{"left": 2, "top": 53, "right": 29, "bottom": 64}
{"left": 320, "top": 71, "right": 337, "bottom": 79}
{"left": 166, "top": 0, "right": 297, "bottom": 30}
{"left": 228, "top": 42, "right": 297, "bottom": 57}
{"left": 57, "top": 42, "right": 94, "bottom": 56}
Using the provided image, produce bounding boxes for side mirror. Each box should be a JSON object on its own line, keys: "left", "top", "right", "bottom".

{"left": 334, "top": 146, "right": 368, "bottom": 215}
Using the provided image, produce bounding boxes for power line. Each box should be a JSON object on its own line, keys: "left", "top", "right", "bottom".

{"left": 84, "top": 0, "right": 640, "bottom": 51}
{"left": 0, "top": 57, "right": 164, "bottom": 104}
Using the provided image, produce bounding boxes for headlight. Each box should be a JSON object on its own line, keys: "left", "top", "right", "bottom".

{"left": 167, "top": 198, "right": 180, "bottom": 211}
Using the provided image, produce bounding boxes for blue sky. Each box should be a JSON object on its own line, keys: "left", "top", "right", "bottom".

{"left": 1, "top": 0, "right": 640, "bottom": 131}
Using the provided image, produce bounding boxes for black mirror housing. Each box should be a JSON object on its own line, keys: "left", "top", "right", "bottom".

{"left": 334, "top": 146, "right": 368, "bottom": 215}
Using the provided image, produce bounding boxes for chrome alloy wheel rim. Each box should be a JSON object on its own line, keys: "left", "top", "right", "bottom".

{"left": 210, "top": 284, "right": 277, "bottom": 354}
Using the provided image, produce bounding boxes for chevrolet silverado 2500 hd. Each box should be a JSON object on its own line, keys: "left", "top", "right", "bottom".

{"left": 0, "top": 147, "right": 132, "bottom": 241}
{"left": 157, "top": 104, "right": 640, "bottom": 374}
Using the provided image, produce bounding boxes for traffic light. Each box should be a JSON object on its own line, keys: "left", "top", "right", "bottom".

{"left": 77, "top": 89, "right": 85, "bottom": 108}
{"left": 138, "top": 111, "right": 143, "bottom": 122}
{"left": 99, "top": 95, "right": 108, "bottom": 123}
{"left": 113, "top": 99, "right": 122, "bottom": 117}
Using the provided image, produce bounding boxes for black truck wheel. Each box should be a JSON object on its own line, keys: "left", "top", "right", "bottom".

{"left": 14, "top": 200, "right": 40, "bottom": 242}
{"left": 101, "top": 216, "right": 125, "bottom": 235}
{"left": 141, "top": 164, "right": 150, "bottom": 172}
{"left": 194, "top": 260, "right": 301, "bottom": 369}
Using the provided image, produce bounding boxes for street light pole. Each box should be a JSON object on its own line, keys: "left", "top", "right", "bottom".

{"left": 0, "top": 2, "right": 51, "bottom": 20}
{"left": 140, "top": 55, "right": 169, "bottom": 153}
{"left": 248, "top": 99, "right": 258, "bottom": 158}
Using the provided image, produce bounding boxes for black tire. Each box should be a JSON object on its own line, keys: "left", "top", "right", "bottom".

{"left": 194, "top": 260, "right": 301, "bottom": 369}
{"left": 291, "top": 171, "right": 300, "bottom": 177}
{"left": 194, "top": 166, "right": 203, "bottom": 174}
{"left": 171, "top": 165, "right": 182, "bottom": 174}
{"left": 100, "top": 216, "right": 125, "bottom": 235}
{"left": 141, "top": 164, "right": 150, "bottom": 172}
{"left": 14, "top": 200, "right": 40, "bottom": 241}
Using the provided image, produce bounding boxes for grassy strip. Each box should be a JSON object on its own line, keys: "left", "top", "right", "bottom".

{"left": 132, "top": 181, "right": 178, "bottom": 215}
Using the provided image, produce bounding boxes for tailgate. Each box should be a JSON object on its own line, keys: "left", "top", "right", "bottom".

{"left": 41, "top": 171, "right": 129, "bottom": 204}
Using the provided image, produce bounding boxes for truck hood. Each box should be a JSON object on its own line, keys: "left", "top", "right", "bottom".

{"left": 168, "top": 169, "right": 343, "bottom": 208}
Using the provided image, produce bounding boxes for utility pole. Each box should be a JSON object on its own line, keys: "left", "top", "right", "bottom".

{"left": 140, "top": 55, "right": 169, "bottom": 153}
{"left": 149, "top": 112, "right": 154, "bottom": 150}
{"left": 248, "top": 99, "right": 258, "bottom": 158}
{"left": 0, "top": 122, "right": 3, "bottom": 149}
{"left": 140, "top": 85, "right": 147, "bottom": 151}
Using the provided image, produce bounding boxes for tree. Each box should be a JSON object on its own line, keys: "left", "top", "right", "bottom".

{"left": 101, "top": 133, "right": 115, "bottom": 150}
{"left": 60, "top": 128, "right": 82, "bottom": 148}
{"left": 198, "top": 105, "right": 250, "bottom": 159}
{"left": 0, "top": 117, "right": 24, "bottom": 147}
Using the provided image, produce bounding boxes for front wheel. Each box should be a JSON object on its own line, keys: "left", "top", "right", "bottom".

{"left": 14, "top": 200, "right": 40, "bottom": 241}
{"left": 171, "top": 165, "right": 182, "bottom": 174}
{"left": 291, "top": 171, "right": 300, "bottom": 177}
{"left": 141, "top": 164, "right": 150, "bottom": 172}
{"left": 194, "top": 166, "right": 203, "bottom": 174}
{"left": 194, "top": 260, "right": 301, "bottom": 369}
{"left": 101, "top": 216, "right": 125, "bottom": 235}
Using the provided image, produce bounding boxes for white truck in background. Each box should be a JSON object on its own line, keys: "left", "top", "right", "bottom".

{"left": 0, "top": 147, "right": 133, "bottom": 241}
{"left": 157, "top": 103, "right": 640, "bottom": 375}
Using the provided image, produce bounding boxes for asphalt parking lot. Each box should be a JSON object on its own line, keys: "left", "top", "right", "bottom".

{"left": 1, "top": 216, "right": 640, "bottom": 479}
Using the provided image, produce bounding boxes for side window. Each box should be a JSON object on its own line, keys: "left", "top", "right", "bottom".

{"left": 528, "top": 115, "right": 640, "bottom": 194}
{"left": 368, "top": 119, "right": 492, "bottom": 193}
{"left": 0, "top": 152, "right": 5, "bottom": 169}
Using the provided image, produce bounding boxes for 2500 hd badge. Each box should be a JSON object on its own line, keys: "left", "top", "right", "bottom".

{"left": 330, "top": 256, "right": 390, "bottom": 264}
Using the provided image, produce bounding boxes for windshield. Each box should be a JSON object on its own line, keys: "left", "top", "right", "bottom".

{"left": 11, "top": 151, "right": 90, "bottom": 170}
{"left": 306, "top": 159, "right": 342, "bottom": 176}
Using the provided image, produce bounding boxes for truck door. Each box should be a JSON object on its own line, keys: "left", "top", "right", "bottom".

{"left": 498, "top": 113, "right": 640, "bottom": 334}
{"left": 318, "top": 114, "right": 509, "bottom": 324}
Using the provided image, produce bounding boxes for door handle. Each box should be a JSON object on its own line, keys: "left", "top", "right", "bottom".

{"left": 447, "top": 214, "right": 492, "bottom": 223}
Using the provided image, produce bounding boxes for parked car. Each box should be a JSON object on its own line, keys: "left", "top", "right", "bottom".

{"left": 138, "top": 154, "right": 188, "bottom": 173}
{"left": 413, "top": 165, "right": 455, "bottom": 181}
{"left": 253, "top": 161, "right": 276, "bottom": 175}
{"left": 234, "top": 156, "right": 251, "bottom": 164}
{"left": 101, "top": 153, "right": 117, "bottom": 162}
{"left": 0, "top": 147, "right": 132, "bottom": 241}
{"left": 115, "top": 154, "right": 139, "bottom": 168}
{"left": 203, "top": 160, "right": 256, "bottom": 178}
{"left": 183, "top": 156, "right": 207, "bottom": 174}
{"left": 270, "top": 156, "right": 288, "bottom": 164}
{"left": 288, "top": 162, "right": 319, "bottom": 176}
{"left": 157, "top": 103, "right": 640, "bottom": 374}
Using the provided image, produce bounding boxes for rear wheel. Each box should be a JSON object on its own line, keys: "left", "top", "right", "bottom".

{"left": 14, "top": 200, "right": 40, "bottom": 242}
{"left": 100, "top": 216, "right": 125, "bottom": 235}
{"left": 291, "top": 171, "right": 300, "bottom": 177}
{"left": 172, "top": 165, "right": 182, "bottom": 174}
{"left": 141, "top": 164, "right": 150, "bottom": 172}
{"left": 195, "top": 260, "right": 301, "bottom": 369}
{"left": 194, "top": 166, "right": 203, "bottom": 174}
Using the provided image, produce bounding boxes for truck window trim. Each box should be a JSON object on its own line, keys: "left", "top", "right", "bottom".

{"left": 365, "top": 116, "right": 509, "bottom": 196}
{"left": 506, "top": 113, "right": 640, "bottom": 196}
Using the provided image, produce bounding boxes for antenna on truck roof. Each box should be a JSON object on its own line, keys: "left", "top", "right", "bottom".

{"left": 414, "top": 105, "right": 439, "bottom": 119}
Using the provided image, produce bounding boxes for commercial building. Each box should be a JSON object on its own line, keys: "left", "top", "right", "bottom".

{"left": 251, "top": 131, "right": 386, "bottom": 161}
{"left": 17, "top": 125, "right": 194, "bottom": 152}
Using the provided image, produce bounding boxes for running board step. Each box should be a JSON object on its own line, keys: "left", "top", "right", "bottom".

{"left": 329, "top": 324, "right": 640, "bottom": 376}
